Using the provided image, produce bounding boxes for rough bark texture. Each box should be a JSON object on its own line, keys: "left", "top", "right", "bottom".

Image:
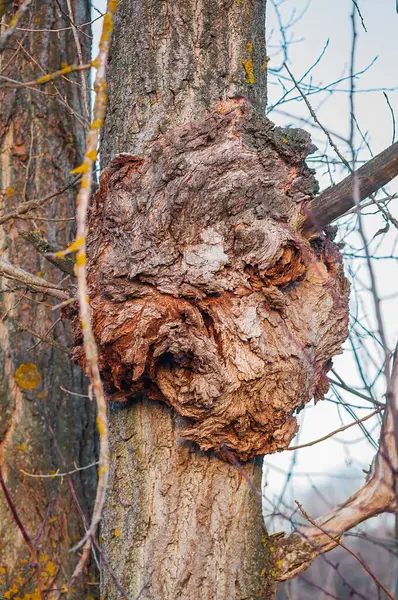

{"left": 85, "top": 1, "right": 350, "bottom": 598}
{"left": 100, "top": 399, "right": 275, "bottom": 600}
{"left": 0, "top": 2, "right": 97, "bottom": 598}
{"left": 78, "top": 99, "right": 349, "bottom": 462}
{"left": 101, "top": 0, "right": 268, "bottom": 162}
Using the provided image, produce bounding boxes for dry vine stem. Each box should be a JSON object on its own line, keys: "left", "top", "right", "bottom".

{"left": 55, "top": 0, "right": 118, "bottom": 589}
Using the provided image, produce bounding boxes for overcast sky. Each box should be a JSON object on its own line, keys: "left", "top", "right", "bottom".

{"left": 264, "top": 0, "right": 398, "bottom": 529}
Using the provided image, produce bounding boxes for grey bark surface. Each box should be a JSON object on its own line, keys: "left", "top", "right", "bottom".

{"left": 101, "top": 0, "right": 267, "bottom": 162}
{"left": 87, "top": 1, "right": 349, "bottom": 599}
{"left": 0, "top": 2, "right": 97, "bottom": 598}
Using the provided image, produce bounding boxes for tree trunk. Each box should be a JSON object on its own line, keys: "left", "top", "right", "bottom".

{"left": 99, "top": 1, "right": 276, "bottom": 599}
{"left": 0, "top": 3, "right": 97, "bottom": 598}
{"left": 87, "top": 1, "right": 348, "bottom": 599}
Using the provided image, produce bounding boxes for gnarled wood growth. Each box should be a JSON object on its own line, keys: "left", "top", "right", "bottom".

{"left": 77, "top": 100, "right": 349, "bottom": 463}
{"left": 79, "top": 0, "right": 283, "bottom": 597}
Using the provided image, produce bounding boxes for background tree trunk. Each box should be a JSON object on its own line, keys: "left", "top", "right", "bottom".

{"left": 99, "top": 1, "right": 277, "bottom": 599}
{"left": 0, "top": 3, "right": 97, "bottom": 598}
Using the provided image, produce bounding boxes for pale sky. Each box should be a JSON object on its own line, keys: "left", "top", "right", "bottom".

{"left": 264, "top": 0, "right": 398, "bottom": 531}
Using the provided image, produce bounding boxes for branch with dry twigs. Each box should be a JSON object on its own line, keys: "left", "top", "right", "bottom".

{"left": 275, "top": 345, "right": 398, "bottom": 581}
{"left": 303, "top": 141, "right": 398, "bottom": 235}
{"left": 295, "top": 501, "right": 395, "bottom": 600}
{"left": 0, "top": 177, "right": 80, "bottom": 225}
{"left": 283, "top": 64, "right": 398, "bottom": 236}
{"left": 0, "top": 0, "right": 32, "bottom": 52}
{"left": 0, "top": 257, "right": 69, "bottom": 300}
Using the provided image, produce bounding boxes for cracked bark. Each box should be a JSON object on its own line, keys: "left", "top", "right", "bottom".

{"left": 0, "top": 2, "right": 97, "bottom": 598}
{"left": 83, "top": 0, "right": 350, "bottom": 598}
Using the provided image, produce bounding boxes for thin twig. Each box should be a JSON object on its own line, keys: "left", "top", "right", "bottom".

{"left": 0, "top": 62, "right": 92, "bottom": 88}
{"left": 58, "top": 0, "right": 118, "bottom": 593}
{"left": 0, "top": 0, "right": 32, "bottom": 52}
{"left": 330, "top": 371, "right": 383, "bottom": 405}
{"left": 65, "top": 0, "right": 90, "bottom": 120}
{"left": 284, "top": 63, "right": 398, "bottom": 235}
{"left": 20, "top": 461, "right": 99, "bottom": 479}
{"left": 60, "top": 385, "right": 90, "bottom": 398}
{"left": 296, "top": 501, "right": 395, "bottom": 600}
{"left": 286, "top": 407, "right": 383, "bottom": 451}
{"left": 284, "top": 62, "right": 350, "bottom": 170}
{"left": 383, "top": 92, "right": 396, "bottom": 144}
{"left": 15, "top": 320, "right": 70, "bottom": 354}
{"left": 0, "top": 177, "right": 80, "bottom": 225}
{"left": 0, "top": 466, "right": 45, "bottom": 599}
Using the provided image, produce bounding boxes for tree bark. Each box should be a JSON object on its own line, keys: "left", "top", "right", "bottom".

{"left": 98, "top": 1, "right": 279, "bottom": 599}
{"left": 101, "top": 0, "right": 268, "bottom": 163}
{"left": 0, "top": 3, "right": 97, "bottom": 598}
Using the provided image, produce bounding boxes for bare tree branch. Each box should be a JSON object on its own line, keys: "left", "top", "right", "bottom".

{"left": 21, "top": 230, "right": 76, "bottom": 276}
{"left": 0, "top": 177, "right": 80, "bottom": 225}
{"left": 295, "top": 501, "right": 394, "bottom": 600}
{"left": 285, "top": 406, "right": 383, "bottom": 451}
{"left": 14, "top": 319, "right": 70, "bottom": 354}
{"left": 302, "top": 140, "right": 398, "bottom": 235}
{"left": 0, "top": 257, "right": 69, "bottom": 300}
{"left": 275, "top": 346, "right": 398, "bottom": 581}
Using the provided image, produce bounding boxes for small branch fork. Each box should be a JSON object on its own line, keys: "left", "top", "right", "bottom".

{"left": 273, "top": 35, "right": 398, "bottom": 587}
{"left": 275, "top": 346, "right": 398, "bottom": 582}
{"left": 302, "top": 140, "right": 398, "bottom": 235}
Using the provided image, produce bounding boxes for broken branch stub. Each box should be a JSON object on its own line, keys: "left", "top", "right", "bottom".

{"left": 74, "top": 99, "right": 349, "bottom": 461}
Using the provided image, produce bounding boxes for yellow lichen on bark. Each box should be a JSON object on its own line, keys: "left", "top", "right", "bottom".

{"left": 14, "top": 364, "right": 41, "bottom": 390}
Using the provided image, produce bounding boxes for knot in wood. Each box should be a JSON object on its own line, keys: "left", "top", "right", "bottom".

{"left": 75, "top": 99, "right": 349, "bottom": 461}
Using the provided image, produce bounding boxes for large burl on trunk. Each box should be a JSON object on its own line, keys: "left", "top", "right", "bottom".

{"left": 76, "top": 99, "right": 349, "bottom": 462}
